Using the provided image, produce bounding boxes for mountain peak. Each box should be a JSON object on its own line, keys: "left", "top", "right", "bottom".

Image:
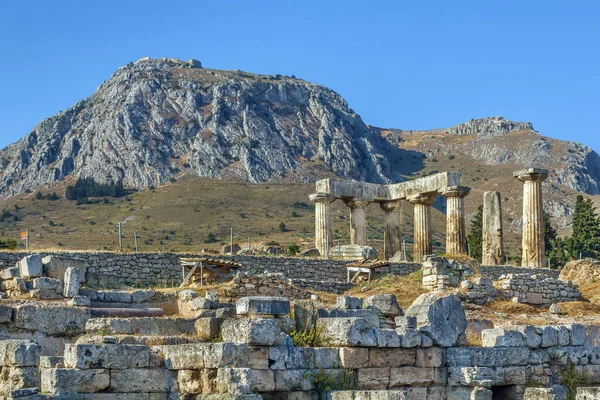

{"left": 447, "top": 116, "right": 535, "bottom": 139}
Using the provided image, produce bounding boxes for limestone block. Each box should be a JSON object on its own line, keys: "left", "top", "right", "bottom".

{"left": 247, "top": 347, "right": 269, "bottom": 370}
{"left": 0, "top": 267, "right": 19, "bottom": 280}
{"left": 471, "top": 387, "right": 494, "bottom": 400}
{"left": 42, "top": 255, "right": 88, "bottom": 282}
{"left": 316, "top": 317, "right": 377, "bottom": 347}
{"left": 365, "top": 294, "right": 403, "bottom": 317}
{"left": 541, "top": 326, "right": 559, "bottom": 348}
{"left": 0, "top": 340, "right": 41, "bottom": 367}
{"left": 389, "top": 366, "right": 446, "bottom": 387}
{"left": 285, "top": 347, "right": 341, "bottom": 369}
{"left": 527, "top": 292, "right": 544, "bottom": 305}
{"left": 340, "top": 348, "right": 369, "bottom": 369}
{"left": 68, "top": 295, "right": 91, "bottom": 307}
{"left": 374, "top": 328, "right": 401, "bottom": 347}
{"left": 103, "top": 291, "right": 132, "bottom": 303}
{"left": 448, "top": 366, "right": 499, "bottom": 388}
{"left": 446, "top": 347, "right": 531, "bottom": 368}
{"left": 274, "top": 370, "right": 313, "bottom": 391}
{"left": 109, "top": 369, "right": 178, "bottom": 393}
{"left": 64, "top": 344, "right": 152, "bottom": 369}
{"left": 577, "top": 387, "right": 600, "bottom": 399}
{"left": 481, "top": 328, "right": 525, "bottom": 347}
{"left": 0, "top": 305, "right": 13, "bottom": 324}
{"left": 41, "top": 368, "right": 110, "bottom": 394}
{"left": 416, "top": 348, "right": 445, "bottom": 368}
{"left": 221, "top": 318, "right": 284, "bottom": 346}
{"left": 63, "top": 267, "right": 81, "bottom": 297}
{"left": 566, "top": 324, "right": 586, "bottom": 346}
{"left": 155, "top": 343, "right": 248, "bottom": 370}
{"left": 405, "top": 292, "right": 467, "bottom": 347}
{"left": 337, "top": 244, "right": 378, "bottom": 260}
{"left": 506, "top": 325, "right": 542, "bottom": 348}
{"left": 336, "top": 295, "right": 363, "bottom": 310}
{"left": 397, "top": 328, "right": 422, "bottom": 348}
{"left": 178, "top": 289, "right": 198, "bottom": 301}
{"left": 17, "top": 255, "right": 42, "bottom": 278}
{"left": 39, "top": 356, "right": 64, "bottom": 368}
{"left": 131, "top": 290, "right": 156, "bottom": 303}
{"left": 356, "top": 368, "right": 390, "bottom": 389}
{"left": 13, "top": 305, "right": 90, "bottom": 335}
{"left": 368, "top": 348, "right": 415, "bottom": 368}
{"left": 236, "top": 296, "right": 290, "bottom": 316}
{"left": 317, "top": 309, "right": 380, "bottom": 329}
{"left": 217, "top": 368, "right": 275, "bottom": 394}
{"left": 395, "top": 316, "right": 417, "bottom": 330}
{"left": 0, "top": 366, "right": 40, "bottom": 396}
{"left": 524, "top": 386, "right": 567, "bottom": 399}
{"left": 178, "top": 369, "right": 202, "bottom": 394}
{"left": 194, "top": 317, "right": 223, "bottom": 340}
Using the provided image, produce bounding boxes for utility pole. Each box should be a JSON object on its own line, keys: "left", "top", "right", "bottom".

{"left": 134, "top": 232, "right": 139, "bottom": 252}
{"left": 230, "top": 227, "right": 234, "bottom": 255}
{"left": 118, "top": 223, "right": 123, "bottom": 251}
{"left": 26, "top": 229, "right": 29, "bottom": 251}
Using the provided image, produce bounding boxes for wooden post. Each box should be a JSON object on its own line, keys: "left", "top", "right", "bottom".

{"left": 134, "top": 232, "right": 139, "bottom": 252}
{"left": 26, "top": 229, "right": 29, "bottom": 251}
{"left": 230, "top": 227, "right": 234, "bottom": 255}
{"left": 118, "top": 223, "right": 123, "bottom": 251}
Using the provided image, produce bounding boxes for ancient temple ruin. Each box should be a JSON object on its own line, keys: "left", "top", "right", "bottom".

{"left": 309, "top": 172, "right": 471, "bottom": 262}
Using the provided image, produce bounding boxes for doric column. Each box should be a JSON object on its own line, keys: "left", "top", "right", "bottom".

{"left": 408, "top": 193, "right": 437, "bottom": 263}
{"left": 482, "top": 191, "right": 505, "bottom": 265}
{"left": 309, "top": 193, "right": 335, "bottom": 259}
{"left": 380, "top": 200, "right": 403, "bottom": 259}
{"left": 343, "top": 198, "right": 370, "bottom": 246}
{"left": 514, "top": 168, "right": 548, "bottom": 268}
{"left": 442, "top": 186, "right": 470, "bottom": 256}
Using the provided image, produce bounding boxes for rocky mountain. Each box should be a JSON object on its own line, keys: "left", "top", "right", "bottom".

{"left": 0, "top": 57, "right": 401, "bottom": 199}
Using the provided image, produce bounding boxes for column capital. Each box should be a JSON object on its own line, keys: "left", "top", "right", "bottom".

{"left": 407, "top": 193, "right": 437, "bottom": 206}
{"left": 309, "top": 193, "right": 335, "bottom": 204}
{"left": 342, "top": 198, "right": 370, "bottom": 209}
{"left": 514, "top": 168, "right": 549, "bottom": 183}
{"left": 441, "top": 186, "right": 471, "bottom": 198}
{"left": 379, "top": 200, "right": 402, "bottom": 212}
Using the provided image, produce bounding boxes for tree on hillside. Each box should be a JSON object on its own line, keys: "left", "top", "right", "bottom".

{"left": 544, "top": 212, "right": 557, "bottom": 255}
{"left": 466, "top": 205, "right": 483, "bottom": 262}
{"left": 571, "top": 195, "right": 600, "bottom": 259}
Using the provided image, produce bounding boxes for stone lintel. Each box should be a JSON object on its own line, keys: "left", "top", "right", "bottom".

{"left": 315, "top": 179, "right": 387, "bottom": 201}
{"left": 514, "top": 168, "right": 549, "bottom": 182}
{"left": 388, "top": 172, "right": 461, "bottom": 199}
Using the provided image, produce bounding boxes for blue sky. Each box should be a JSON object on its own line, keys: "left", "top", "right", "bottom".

{"left": 0, "top": 1, "right": 598, "bottom": 150}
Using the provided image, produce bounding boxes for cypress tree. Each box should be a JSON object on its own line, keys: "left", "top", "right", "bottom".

{"left": 571, "top": 195, "right": 600, "bottom": 259}
{"left": 466, "top": 205, "right": 483, "bottom": 261}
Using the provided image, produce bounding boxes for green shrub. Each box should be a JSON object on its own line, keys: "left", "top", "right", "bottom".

{"left": 561, "top": 360, "right": 585, "bottom": 400}
{"left": 311, "top": 368, "right": 356, "bottom": 395}
{"left": 286, "top": 244, "right": 300, "bottom": 256}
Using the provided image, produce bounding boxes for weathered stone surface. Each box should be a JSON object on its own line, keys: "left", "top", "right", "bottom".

{"left": 416, "top": 348, "right": 445, "bottom": 368}
{"left": 317, "top": 309, "right": 380, "bottom": 329}
{"left": 109, "top": 369, "right": 178, "bottom": 393}
{"left": 339, "top": 347, "right": 369, "bottom": 369}
{"left": 374, "top": 328, "right": 401, "bottom": 347}
{"left": 368, "top": 348, "right": 415, "bottom": 368}
{"left": 63, "top": 267, "right": 81, "bottom": 297}
{"left": 481, "top": 328, "right": 525, "bottom": 347}
{"left": 155, "top": 343, "right": 248, "bottom": 370}
{"left": 395, "top": 316, "right": 417, "bottom": 330}
{"left": 178, "top": 289, "right": 198, "bottom": 302}
{"left": 42, "top": 255, "right": 88, "bottom": 282}
{"left": 356, "top": 368, "right": 390, "bottom": 389}
{"left": 365, "top": 295, "right": 403, "bottom": 317}
{"left": 336, "top": 244, "right": 378, "bottom": 260}
{"left": 39, "top": 356, "right": 64, "bottom": 368}
{"left": 0, "top": 340, "right": 41, "bottom": 367}
{"left": 405, "top": 292, "right": 467, "bottom": 347}
{"left": 236, "top": 296, "right": 290, "bottom": 316}
{"left": 389, "top": 366, "right": 446, "bottom": 387}
{"left": 85, "top": 317, "right": 195, "bottom": 336}
{"left": 0, "top": 266, "right": 19, "bottom": 280}
{"left": 541, "top": 326, "right": 559, "bottom": 348}
{"left": 131, "top": 290, "right": 156, "bottom": 303}
{"left": 0, "top": 366, "right": 40, "bottom": 396}
{"left": 41, "top": 368, "right": 110, "bottom": 394}
{"left": 566, "top": 324, "right": 586, "bottom": 346}
{"left": 31, "top": 277, "right": 63, "bottom": 300}
{"left": 64, "top": 344, "right": 153, "bottom": 369}
{"left": 316, "top": 317, "right": 377, "bottom": 347}
{"left": 14, "top": 305, "right": 90, "bottom": 335}
{"left": 68, "top": 295, "right": 91, "bottom": 307}
{"left": 195, "top": 317, "right": 223, "bottom": 340}
{"left": 336, "top": 296, "right": 363, "bottom": 310}
{"left": 221, "top": 318, "right": 284, "bottom": 346}
{"left": 482, "top": 191, "right": 504, "bottom": 266}
{"left": 17, "top": 255, "right": 42, "bottom": 278}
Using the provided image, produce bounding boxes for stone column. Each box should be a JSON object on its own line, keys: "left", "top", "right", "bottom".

{"left": 442, "top": 186, "right": 470, "bottom": 256}
{"left": 380, "top": 200, "right": 403, "bottom": 259}
{"left": 343, "top": 199, "right": 370, "bottom": 246}
{"left": 408, "top": 193, "right": 437, "bottom": 263}
{"left": 482, "top": 191, "right": 505, "bottom": 265}
{"left": 514, "top": 168, "right": 549, "bottom": 268}
{"left": 309, "top": 193, "right": 335, "bottom": 259}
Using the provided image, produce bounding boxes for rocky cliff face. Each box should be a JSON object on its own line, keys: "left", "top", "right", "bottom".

{"left": 446, "top": 116, "right": 534, "bottom": 138}
{"left": 0, "top": 57, "right": 400, "bottom": 198}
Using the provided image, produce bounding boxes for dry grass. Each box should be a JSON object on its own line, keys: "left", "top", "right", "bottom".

{"left": 556, "top": 301, "right": 600, "bottom": 317}
{"left": 465, "top": 330, "right": 482, "bottom": 347}
{"left": 486, "top": 300, "right": 545, "bottom": 316}
{"left": 343, "top": 271, "right": 426, "bottom": 309}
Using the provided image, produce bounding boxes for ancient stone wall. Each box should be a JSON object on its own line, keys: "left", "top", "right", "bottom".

{"left": 497, "top": 273, "right": 582, "bottom": 304}
{"left": 479, "top": 265, "right": 559, "bottom": 281}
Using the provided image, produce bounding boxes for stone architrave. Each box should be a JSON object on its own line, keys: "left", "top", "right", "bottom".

{"left": 514, "top": 168, "right": 549, "bottom": 268}
{"left": 379, "top": 200, "right": 403, "bottom": 259}
{"left": 441, "top": 186, "right": 470, "bottom": 255}
{"left": 482, "top": 191, "right": 505, "bottom": 265}
{"left": 343, "top": 198, "right": 370, "bottom": 246}
{"left": 408, "top": 193, "right": 437, "bottom": 263}
{"left": 309, "top": 193, "right": 335, "bottom": 259}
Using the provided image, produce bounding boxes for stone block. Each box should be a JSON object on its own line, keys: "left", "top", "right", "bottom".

{"left": 0, "top": 366, "right": 39, "bottom": 396}
{"left": 131, "top": 290, "right": 156, "bottom": 303}
{"left": 103, "top": 291, "right": 132, "bottom": 303}
{"left": 63, "top": 267, "right": 81, "bottom": 297}
{"left": 416, "top": 348, "right": 445, "bottom": 368}
{"left": 567, "top": 324, "right": 586, "bottom": 346}
{"left": 178, "top": 369, "right": 202, "bottom": 394}
{"left": 336, "top": 295, "right": 363, "bottom": 310}
{"left": 109, "top": 369, "right": 178, "bottom": 393}
{"left": 0, "top": 305, "right": 13, "bottom": 324}
{"left": 31, "top": 277, "right": 63, "bottom": 300}
{"left": 405, "top": 292, "right": 467, "bottom": 347}
{"left": 397, "top": 328, "right": 422, "bottom": 348}
{"left": 221, "top": 318, "right": 284, "bottom": 346}
{"left": 42, "top": 255, "right": 88, "bottom": 283}
{"left": 236, "top": 296, "right": 290, "bottom": 316}
{"left": 374, "top": 328, "right": 401, "bottom": 347}
{"left": 274, "top": 370, "right": 313, "bottom": 391}
{"left": 395, "top": 316, "right": 417, "bottom": 330}
{"left": 155, "top": 343, "right": 248, "bottom": 370}
{"left": 39, "top": 356, "right": 64, "bottom": 368}
{"left": 527, "top": 292, "right": 544, "bottom": 305}
{"left": 178, "top": 289, "right": 197, "bottom": 301}
{"left": 506, "top": 325, "right": 542, "bottom": 348}
{"left": 64, "top": 344, "right": 152, "bottom": 369}
{"left": 448, "top": 366, "right": 498, "bottom": 388}
{"left": 17, "top": 255, "right": 42, "bottom": 278}
{"left": 340, "top": 347, "right": 369, "bottom": 369}
{"left": 577, "top": 387, "right": 600, "bottom": 399}
{"left": 316, "top": 317, "right": 377, "bottom": 347}
{"left": 13, "top": 305, "right": 90, "bottom": 335}
{"left": 389, "top": 367, "right": 446, "bottom": 387}
{"left": 68, "top": 295, "right": 91, "bottom": 307}
{"left": 0, "top": 267, "right": 19, "bottom": 280}
{"left": 317, "top": 309, "right": 380, "bottom": 329}
{"left": 541, "top": 326, "right": 558, "bottom": 348}
{"left": 557, "top": 326, "right": 570, "bottom": 346}
{"left": 481, "top": 328, "right": 525, "bottom": 347}
{"left": 368, "top": 348, "right": 415, "bottom": 368}
{"left": 0, "top": 340, "right": 41, "bottom": 367}
{"left": 365, "top": 294, "right": 403, "bottom": 317}
{"left": 356, "top": 368, "right": 390, "bottom": 389}
{"left": 194, "top": 317, "right": 223, "bottom": 339}
{"left": 41, "top": 368, "right": 109, "bottom": 394}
